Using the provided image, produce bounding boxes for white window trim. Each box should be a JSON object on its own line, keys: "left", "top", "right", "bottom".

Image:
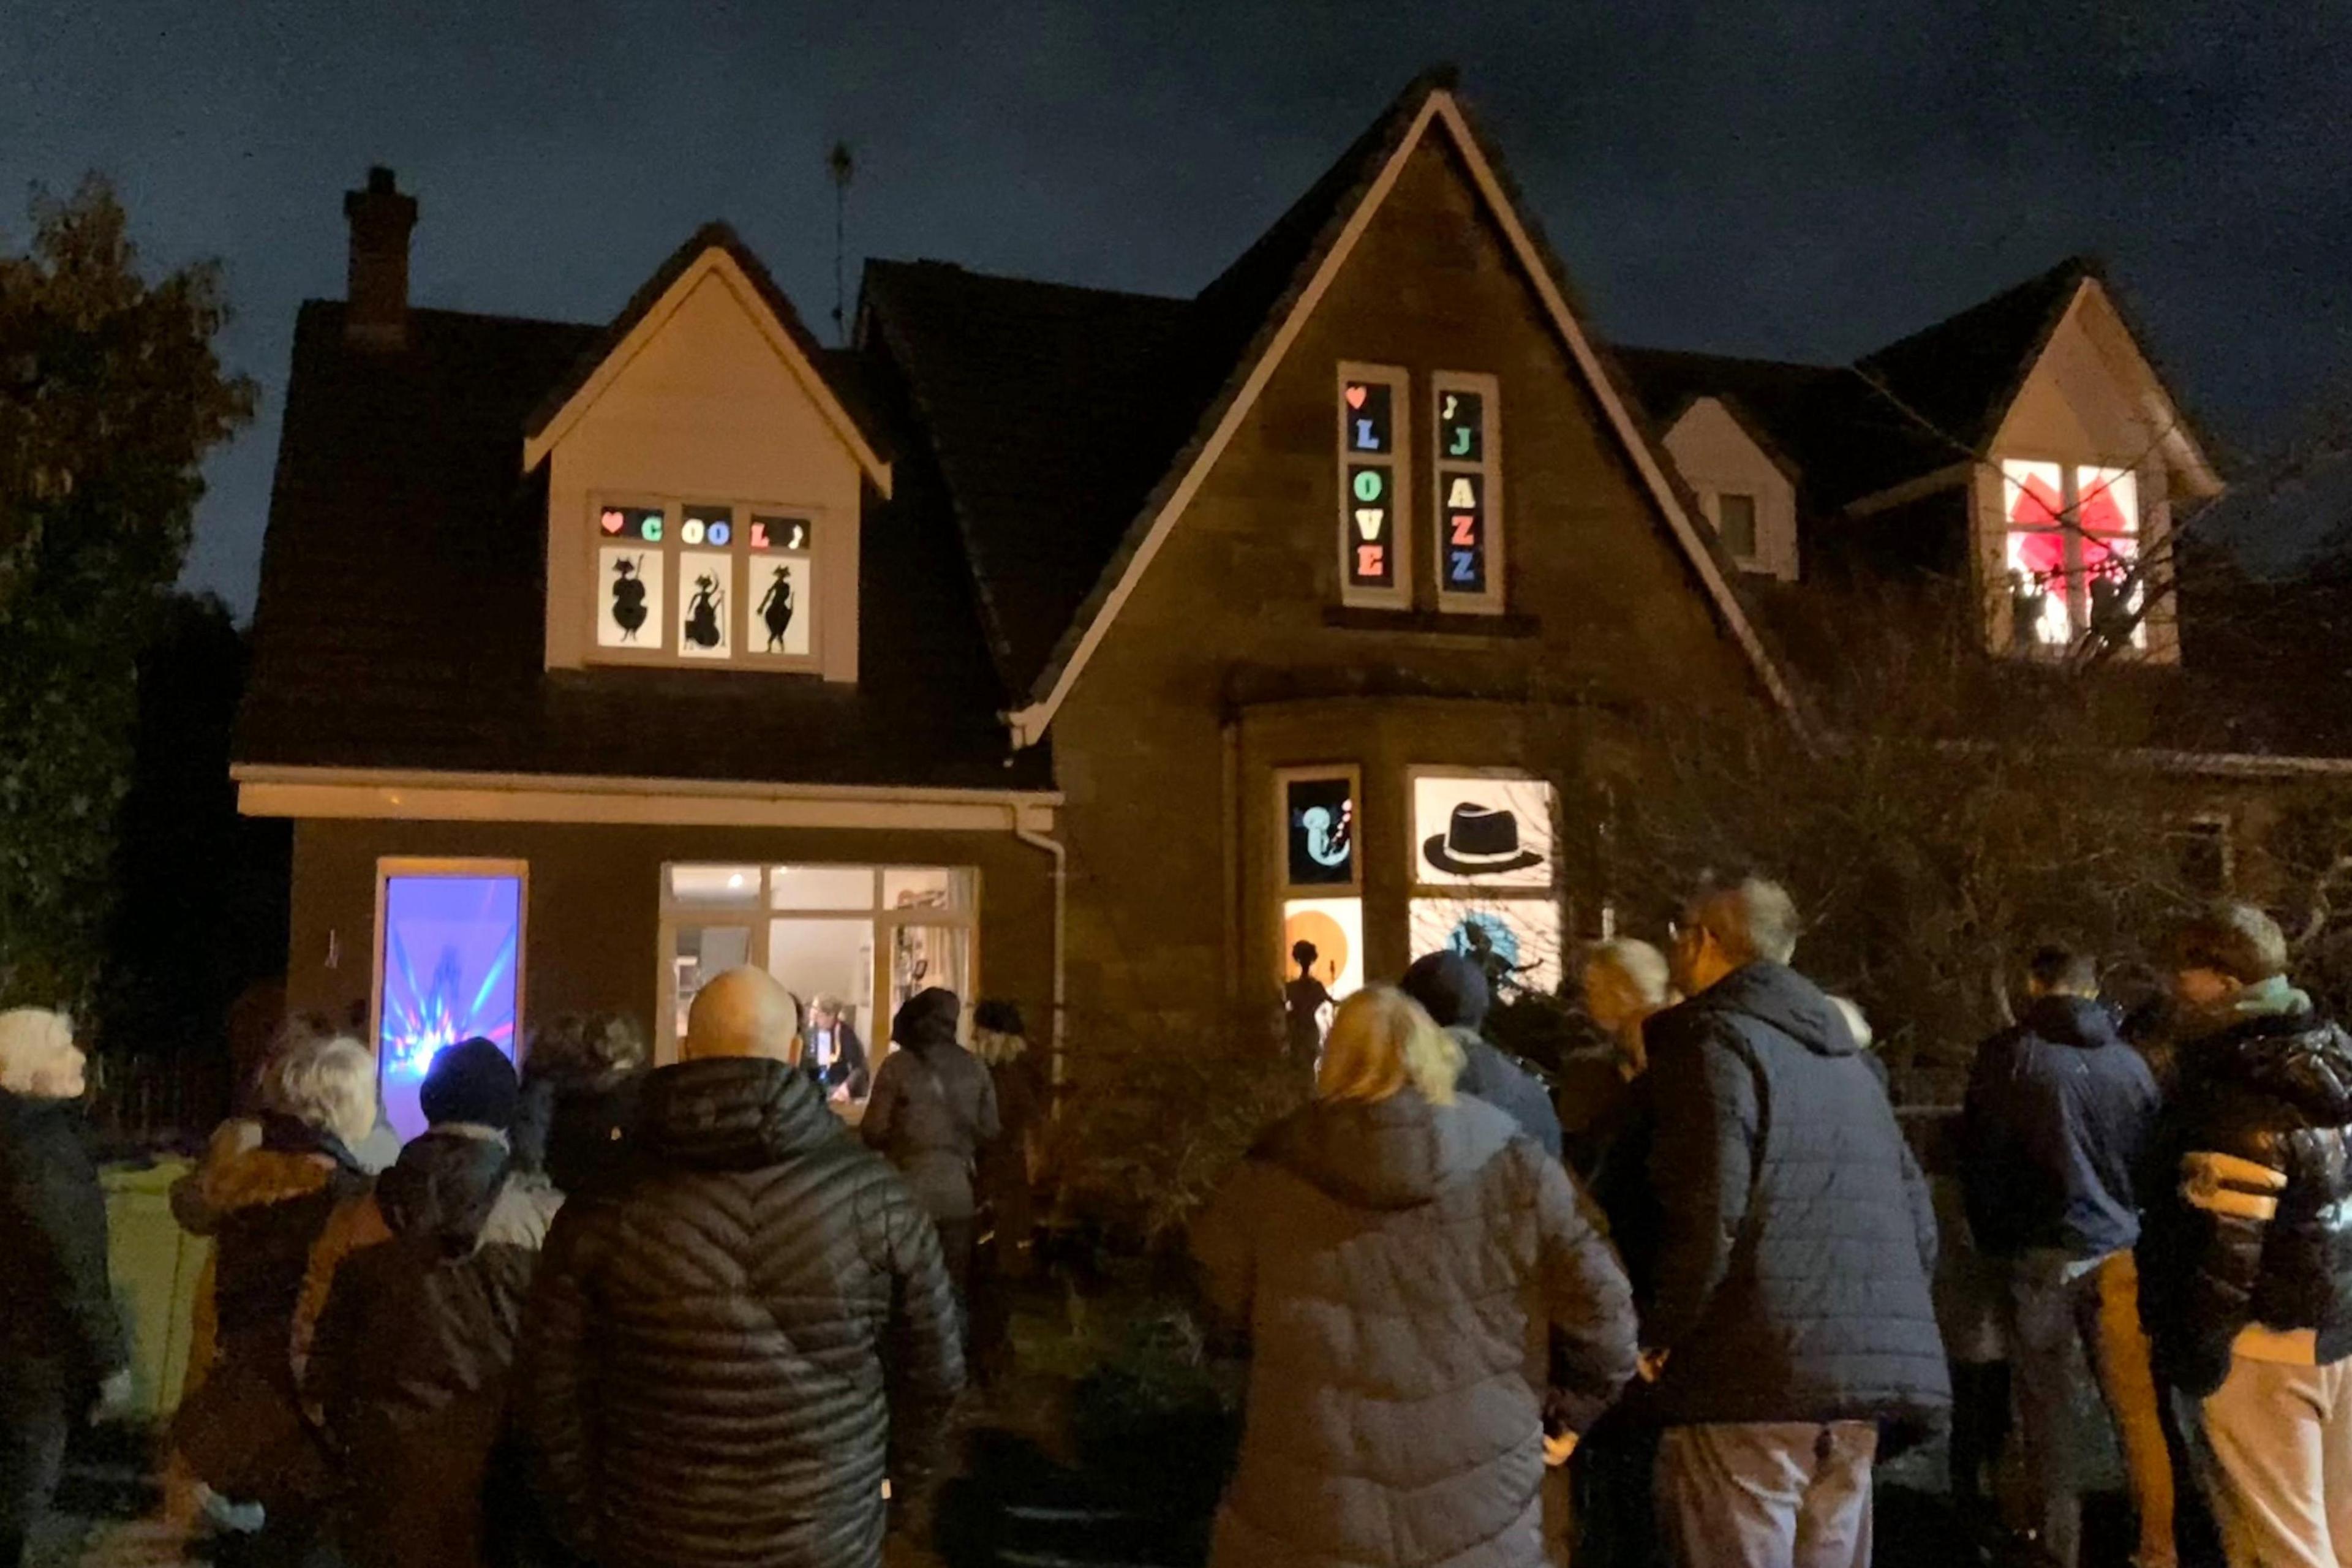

{"left": 370, "top": 856, "right": 530, "bottom": 1074}
{"left": 1430, "top": 371, "right": 1504, "bottom": 614}
{"left": 587, "top": 491, "right": 829, "bottom": 673}
{"left": 1336, "top": 363, "right": 1412, "bottom": 610}
{"left": 654, "top": 862, "right": 981, "bottom": 1063}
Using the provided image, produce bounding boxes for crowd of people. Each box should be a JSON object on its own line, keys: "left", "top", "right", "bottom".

{"left": 1, "top": 881, "right": 2349, "bottom": 1568}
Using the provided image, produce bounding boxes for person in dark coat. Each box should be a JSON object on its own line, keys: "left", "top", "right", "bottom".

{"left": 970, "top": 1000, "right": 1046, "bottom": 1382}
{"left": 863, "top": 986, "right": 1001, "bottom": 1311}
{"left": 805, "top": 995, "right": 872, "bottom": 1101}
{"left": 1192, "top": 986, "right": 1638, "bottom": 1568}
{"left": 519, "top": 967, "right": 963, "bottom": 1568}
{"left": 1961, "top": 944, "right": 2171, "bottom": 1568}
{"left": 1643, "top": 879, "right": 1946, "bottom": 1568}
{"left": 170, "top": 1035, "right": 377, "bottom": 1559}
{"left": 0, "top": 1011, "right": 129, "bottom": 1568}
{"left": 2139, "top": 903, "right": 2352, "bottom": 1568}
{"left": 512, "top": 1011, "right": 647, "bottom": 1202}
{"left": 1400, "top": 950, "right": 1564, "bottom": 1159}
{"left": 301, "top": 1039, "right": 562, "bottom": 1568}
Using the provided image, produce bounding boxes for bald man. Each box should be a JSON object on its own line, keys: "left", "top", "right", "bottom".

{"left": 519, "top": 967, "right": 962, "bottom": 1567}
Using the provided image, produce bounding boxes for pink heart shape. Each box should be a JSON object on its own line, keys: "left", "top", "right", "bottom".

{"left": 600, "top": 510, "right": 625, "bottom": 533}
{"left": 1345, "top": 384, "right": 1366, "bottom": 410}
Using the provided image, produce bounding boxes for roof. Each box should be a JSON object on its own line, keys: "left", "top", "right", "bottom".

{"left": 238, "top": 300, "right": 1047, "bottom": 791}
{"left": 1855, "top": 257, "right": 2090, "bottom": 459}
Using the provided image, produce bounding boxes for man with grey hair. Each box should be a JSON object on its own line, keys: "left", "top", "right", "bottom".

{"left": 520, "top": 967, "right": 962, "bottom": 1568}
{"left": 1640, "top": 878, "right": 1947, "bottom": 1568}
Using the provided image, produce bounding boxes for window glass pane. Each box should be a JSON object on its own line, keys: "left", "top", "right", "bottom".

{"left": 1409, "top": 895, "right": 1562, "bottom": 1001}
{"left": 669, "top": 864, "right": 763, "bottom": 906}
{"left": 2076, "top": 466, "right": 2138, "bottom": 535}
{"left": 1343, "top": 380, "right": 1394, "bottom": 454}
{"left": 2005, "top": 529, "right": 2073, "bottom": 649}
{"left": 679, "top": 503, "right": 734, "bottom": 549}
{"left": 673, "top": 924, "right": 752, "bottom": 1042}
{"left": 1718, "top": 492, "right": 1758, "bottom": 559}
{"left": 379, "top": 871, "right": 523, "bottom": 1140}
{"left": 748, "top": 517, "right": 813, "bottom": 658}
{"left": 1438, "top": 390, "right": 1483, "bottom": 462}
{"left": 1413, "top": 775, "right": 1556, "bottom": 889}
{"left": 1283, "top": 897, "right": 1363, "bottom": 1064}
{"left": 888, "top": 925, "right": 970, "bottom": 1027}
{"left": 883, "top": 867, "right": 970, "bottom": 913}
{"left": 598, "top": 546, "right": 663, "bottom": 649}
{"left": 2084, "top": 532, "right": 2147, "bottom": 648}
{"left": 1346, "top": 464, "right": 1396, "bottom": 591}
{"left": 2002, "top": 460, "right": 2064, "bottom": 528}
{"left": 1438, "top": 470, "right": 1488, "bottom": 594}
{"left": 1284, "top": 775, "right": 1357, "bottom": 890}
{"left": 598, "top": 504, "right": 664, "bottom": 543}
{"left": 677, "top": 551, "right": 733, "bottom": 658}
{"left": 769, "top": 864, "right": 876, "bottom": 911}
{"left": 766, "top": 918, "right": 875, "bottom": 1049}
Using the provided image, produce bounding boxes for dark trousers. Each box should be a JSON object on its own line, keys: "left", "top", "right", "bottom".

{"left": 1947, "top": 1360, "right": 2012, "bottom": 1513}
{"left": 0, "top": 1360, "right": 72, "bottom": 1568}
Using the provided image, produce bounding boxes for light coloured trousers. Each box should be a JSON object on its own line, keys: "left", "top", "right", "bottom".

{"left": 2006, "top": 1248, "right": 2177, "bottom": 1568}
{"left": 2200, "top": 1355, "right": 2352, "bottom": 1568}
{"left": 1656, "top": 1422, "right": 1875, "bottom": 1568}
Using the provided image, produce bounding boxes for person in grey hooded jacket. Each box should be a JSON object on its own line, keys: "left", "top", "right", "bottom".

{"left": 1193, "top": 986, "right": 1636, "bottom": 1568}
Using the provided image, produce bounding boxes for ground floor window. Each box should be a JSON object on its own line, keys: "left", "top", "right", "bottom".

{"left": 660, "top": 862, "right": 978, "bottom": 1077}
{"left": 374, "top": 859, "right": 527, "bottom": 1140}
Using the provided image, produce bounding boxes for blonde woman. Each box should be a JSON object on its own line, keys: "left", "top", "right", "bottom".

{"left": 1, "top": 1011, "right": 129, "bottom": 1568}
{"left": 1191, "top": 987, "right": 1638, "bottom": 1568}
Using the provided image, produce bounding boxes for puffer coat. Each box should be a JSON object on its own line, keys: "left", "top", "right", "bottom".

{"left": 862, "top": 991, "right": 1001, "bottom": 1223}
{"left": 1638, "top": 962, "right": 1948, "bottom": 1435}
{"left": 304, "top": 1128, "right": 562, "bottom": 1568}
{"left": 518, "top": 1055, "right": 963, "bottom": 1568}
{"left": 1191, "top": 1090, "right": 1637, "bottom": 1568}
{"left": 2139, "top": 1006, "right": 2352, "bottom": 1398}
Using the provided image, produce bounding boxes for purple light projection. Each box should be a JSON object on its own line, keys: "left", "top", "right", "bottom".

{"left": 378, "top": 873, "right": 521, "bottom": 1140}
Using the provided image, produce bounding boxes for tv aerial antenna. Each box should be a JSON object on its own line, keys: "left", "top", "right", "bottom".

{"left": 829, "top": 141, "right": 855, "bottom": 346}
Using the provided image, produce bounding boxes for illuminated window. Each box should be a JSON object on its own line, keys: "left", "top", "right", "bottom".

{"left": 1717, "top": 491, "right": 1758, "bottom": 562}
{"left": 594, "top": 499, "right": 819, "bottom": 668}
{"left": 1338, "top": 366, "right": 1411, "bottom": 608}
{"left": 1431, "top": 374, "right": 1502, "bottom": 612}
{"left": 2000, "top": 461, "right": 2144, "bottom": 653}
{"left": 1409, "top": 772, "right": 1561, "bottom": 997}
{"left": 658, "top": 864, "right": 976, "bottom": 1071}
{"left": 1276, "top": 767, "right": 1362, "bottom": 1060}
{"left": 375, "top": 860, "right": 527, "bottom": 1140}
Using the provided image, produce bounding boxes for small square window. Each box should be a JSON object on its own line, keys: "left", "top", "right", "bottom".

{"left": 1717, "top": 492, "right": 1758, "bottom": 561}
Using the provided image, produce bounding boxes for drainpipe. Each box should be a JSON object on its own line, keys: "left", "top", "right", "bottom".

{"left": 1012, "top": 812, "right": 1068, "bottom": 1089}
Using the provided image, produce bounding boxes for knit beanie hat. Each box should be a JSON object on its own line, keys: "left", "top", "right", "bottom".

{"left": 1400, "top": 951, "right": 1491, "bottom": 1032}
{"left": 892, "top": 987, "right": 963, "bottom": 1054}
{"left": 420, "top": 1038, "right": 519, "bottom": 1130}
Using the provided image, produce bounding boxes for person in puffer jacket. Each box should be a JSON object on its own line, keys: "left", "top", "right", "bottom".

{"left": 1191, "top": 986, "right": 1638, "bottom": 1568}
{"left": 519, "top": 967, "right": 963, "bottom": 1568}
{"left": 1642, "top": 878, "right": 1946, "bottom": 1568}
{"left": 2139, "top": 902, "right": 2352, "bottom": 1568}
{"left": 301, "top": 1038, "right": 562, "bottom": 1568}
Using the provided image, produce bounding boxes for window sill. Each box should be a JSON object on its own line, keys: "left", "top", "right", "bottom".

{"left": 1324, "top": 606, "right": 1540, "bottom": 638}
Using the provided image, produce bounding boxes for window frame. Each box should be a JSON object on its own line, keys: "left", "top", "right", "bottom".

{"left": 1429, "top": 371, "right": 1504, "bottom": 614}
{"left": 1995, "top": 457, "right": 2147, "bottom": 657}
{"left": 586, "top": 491, "right": 828, "bottom": 674}
{"left": 1403, "top": 765, "right": 1564, "bottom": 997}
{"left": 654, "top": 862, "right": 981, "bottom": 1063}
{"left": 1336, "top": 363, "right": 1412, "bottom": 611}
{"left": 1714, "top": 489, "right": 1760, "bottom": 565}
{"left": 370, "top": 856, "right": 530, "bottom": 1079}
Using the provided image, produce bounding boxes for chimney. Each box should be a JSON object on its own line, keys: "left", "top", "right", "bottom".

{"left": 343, "top": 167, "right": 417, "bottom": 351}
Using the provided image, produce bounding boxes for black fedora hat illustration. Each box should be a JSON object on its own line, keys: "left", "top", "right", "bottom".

{"left": 1423, "top": 802, "right": 1545, "bottom": 876}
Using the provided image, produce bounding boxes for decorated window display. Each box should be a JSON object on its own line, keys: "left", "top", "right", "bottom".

{"left": 1275, "top": 768, "right": 1362, "bottom": 1057}
{"left": 1409, "top": 772, "right": 1560, "bottom": 1000}
{"left": 374, "top": 861, "right": 527, "bottom": 1140}
{"left": 590, "top": 497, "right": 821, "bottom": 667}
{"left": 1338, "top": 366, "right": 1411, "bottom": 608}
{"left": 2000, "top": 460, "right": 2146, "bottom": 653}
{"left": 1431, "top": 374, "right": 1502, "bottom": 611}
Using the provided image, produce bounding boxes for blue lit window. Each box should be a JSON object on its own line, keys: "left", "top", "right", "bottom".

{"left": 376, "top": 863, "right": 526, "bottom": 1140}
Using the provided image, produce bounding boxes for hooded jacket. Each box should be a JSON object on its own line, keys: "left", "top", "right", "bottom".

{"left": 304, "top": 1128, "right": 561, "bottom": 1568}
{"left": 1961, "top": 994, "right": 2160, "bottom": 1261}
{"left": 862, "top": 990, "right": 1001, "bottom": 1223}
{"left": 1402, "top": 952, "right": 1564, "bottom": 1160}
{"left": 1639, "top": 963, "right": 1947, "bottom": 1432}
{"left": 2139, "top": 1003, "right": 2352, "bottom": 1398}
{"left": 0, "top": 1090, "right": 125, "bottom": 1386}
{"left": 1191, "top": 1090, "right": 1636, "bottom": 1568}
{"left": 518, "top": 1056, "right": 963, "bottom": 1568}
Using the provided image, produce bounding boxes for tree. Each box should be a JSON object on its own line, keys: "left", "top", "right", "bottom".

{"left": 0, "top": 178, "right": 255, "bottom": 1009}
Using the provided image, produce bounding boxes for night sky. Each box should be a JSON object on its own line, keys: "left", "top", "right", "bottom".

{"left": 6, "top": 1, "right": 2346, "bottom": 613}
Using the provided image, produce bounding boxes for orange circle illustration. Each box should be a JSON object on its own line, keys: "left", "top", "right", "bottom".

{"left": 1284, "top": 908, "right": 1349, "bottom": 987}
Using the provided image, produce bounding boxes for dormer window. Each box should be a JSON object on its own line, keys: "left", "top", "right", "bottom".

{"left": 593, "top": 496, "right": 821, "bottom": 668}
{"left": 2000, "top": 460, "right": 2143, "bottom": 653}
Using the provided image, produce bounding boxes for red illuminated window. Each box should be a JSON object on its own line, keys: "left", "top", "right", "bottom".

{"left": 2000, "top": 461, "right": 2143, "bottom": 652}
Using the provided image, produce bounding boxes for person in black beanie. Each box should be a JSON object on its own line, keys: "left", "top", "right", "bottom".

{"left": 1401, "top": 951, "right": 1562, "bottom": 1159}
{"left": 298, "top": 1039, "right": 562, "bottom": 1568}
{"left": 864, "top": 989, "right": 1000, "bottom": 1315}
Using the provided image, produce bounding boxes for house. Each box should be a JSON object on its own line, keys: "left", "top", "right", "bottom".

{"left": 235, "top": 70, "right": 2341, "bottom": 1125}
